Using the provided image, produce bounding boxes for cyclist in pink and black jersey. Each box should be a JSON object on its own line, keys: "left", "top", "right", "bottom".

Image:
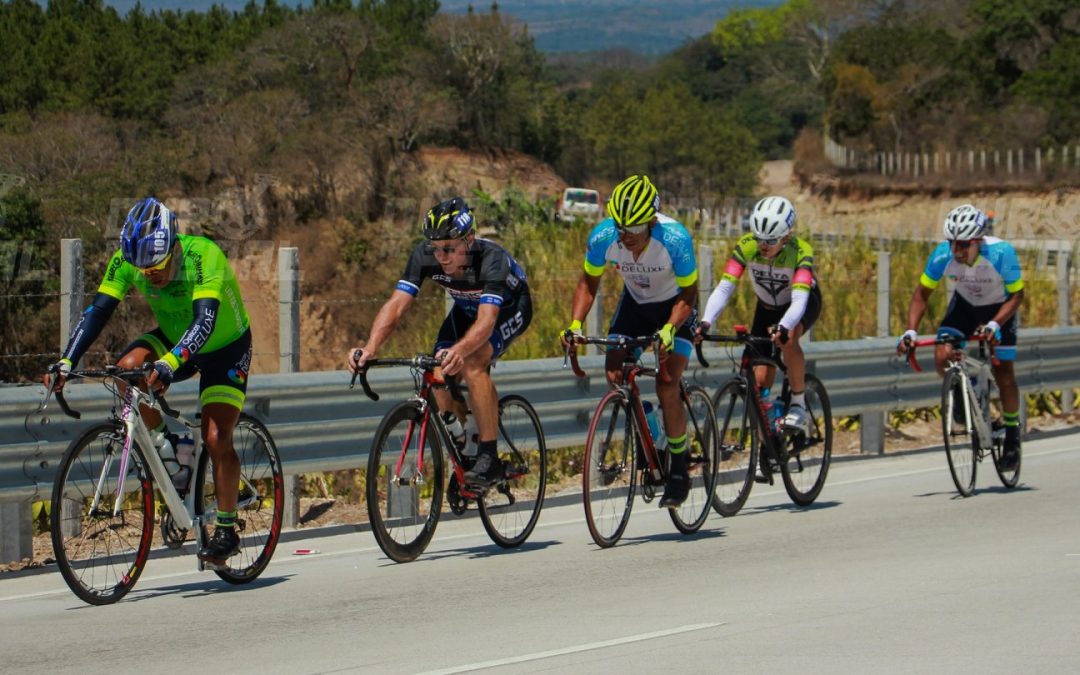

{"left": 697, "top": 196, "right": 823, "bottom": 435}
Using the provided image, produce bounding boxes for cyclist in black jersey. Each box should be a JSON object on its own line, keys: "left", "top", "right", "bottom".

{"left": 347, "top": 197, "right": 532, "bottom": 486}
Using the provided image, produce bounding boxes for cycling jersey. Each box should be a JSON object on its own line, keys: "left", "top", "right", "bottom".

{"left": 583, "top": 214, "right": 698, "bottom": 304}
{"left": 396, "top": 237, "right": 528, "bottom": 315}
{"left": 919, "top": 237, "right": 1024, "bottom": 306}
{"left": 98, "top": 234, "right": 249, "bottom": 348}
{"left": 723, "top": 233, "right": 816, "bottom": 307}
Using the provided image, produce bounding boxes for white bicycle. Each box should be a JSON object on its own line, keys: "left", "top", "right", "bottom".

{"left": 44, "top": 365, "right": 284, "bottom": 605}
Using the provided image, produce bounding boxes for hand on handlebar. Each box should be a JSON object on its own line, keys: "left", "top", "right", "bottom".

{"left": 692, "top": 321, "right": 710, "bottom": 344}
{"left": 768, "top": 324, "right": 790, "bottom": 346}
{"left": 560, "top": 319, "right": 584, "bottom": 349}
{"left": 657, "top": 323, "right": 676, "bottom": 353}
{"left": 896, "top": 329, "right": 918, "bottom": 356}
{"left": 436, "top": 346, "right": 465, "bottom": 376}
{"left": 347, "top": 347, "right": 371, "bottom": 375}
{"left": 44, "top": 358, "right": 72, "bottom": 392}
{"left": 978, "top": 321, "right": 1002, "bottom": 345}
{"left": 146, "top": 360, "right": 173, "bottom": 395}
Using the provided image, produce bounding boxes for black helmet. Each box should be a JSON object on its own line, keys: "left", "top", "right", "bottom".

{"left": 422, "top": 197, "right": 475, "bottom": 240}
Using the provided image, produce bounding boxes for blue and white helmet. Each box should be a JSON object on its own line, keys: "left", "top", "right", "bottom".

{"left": 943, "top": 204, "right": 987, "bottom": 241}
{"left": 749, "top": 196, "right": 796, "bottom": 239}
{"left": 121, "top": 197, "right": 178, "bottom": 268}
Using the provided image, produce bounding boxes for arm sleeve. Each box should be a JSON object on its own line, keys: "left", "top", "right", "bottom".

{"left": 778, "top": 288, "right": 810, "bottom": 331}
{"left": 61, "top": 293, "right": 120, "bottom": 365}
{"left": 701, "top": 279, "right": 737, "bottom": 325}
{"left": 160, "top": 298, "right": 220, "bottom": 370}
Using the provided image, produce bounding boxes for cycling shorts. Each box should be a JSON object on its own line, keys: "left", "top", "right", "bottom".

{"left": 122, "top": 328, "right": 252, "bottom": 410}
{"left": 434, "top": 290, "right": 533, "bottom": 360}
{"left": 939, "top": 294, "right": 1018, "bottom": 361}
{"left": 608, "top": 290, "right": 697, "bottom": 358}
{"left": 750, "top": 285, "right": 823, "bottom": 338}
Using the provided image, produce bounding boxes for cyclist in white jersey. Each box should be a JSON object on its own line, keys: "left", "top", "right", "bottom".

{"left": 897, "top": 204, "right": 1024, "bottom": 469}
{"left": 561, "top": 174, "right": 699, "bottom": 508}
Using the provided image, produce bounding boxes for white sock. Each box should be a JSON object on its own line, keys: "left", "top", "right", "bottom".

{"left": 790, "top": 391, "right": 806, "bottom": 408}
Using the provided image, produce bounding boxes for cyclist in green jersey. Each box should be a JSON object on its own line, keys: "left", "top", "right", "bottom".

{"left": 696, "top": 196, "right": 823, "bottom": 435}
{"left": 47, "top": 197, "right": 254, "bottom": 567}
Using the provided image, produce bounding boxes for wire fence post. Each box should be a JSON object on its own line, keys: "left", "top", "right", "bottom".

{"left": 877, "top": 250, "right": 891, "bottom": 337}
{"left": 278, "top": 246, "right": 301, "bottom": 528}
{"left": 697, "top": 243, "right": 714, "bottom": 321}
{"left": 586, "top": 280, "right": 604, "bottom": 355}
{"left": 1058, "top": 248, "right": 1072, "bottom": 328}
{"left": 60, "top": 238, "right": 83, "bottom": 364}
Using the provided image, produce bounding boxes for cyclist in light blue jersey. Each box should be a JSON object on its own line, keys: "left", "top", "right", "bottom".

{"left": 561, "top": 174, "right": 699, "bottom": 508}
{"left": 897, "top": 204, "right": 1025, "bottom": 470}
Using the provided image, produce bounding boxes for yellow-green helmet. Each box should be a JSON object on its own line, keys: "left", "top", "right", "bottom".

{"left": 607, "top": 174, "right": 659, "bottom": 228}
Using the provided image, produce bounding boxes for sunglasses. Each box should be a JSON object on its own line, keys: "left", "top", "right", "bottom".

{"left": 425, "top": 243, "right": 463, "bottom": 255}
{"left": 755, "top": 236, "right": 782, "bottom": 246}
{"left": 950, "top": 239, "right": 977, "bottom": 249}
{"left": 138, "top": 253, "right": 172, "bottom": 275}
{"left": 616, "top": 222, "right": 650, "bottom": 236}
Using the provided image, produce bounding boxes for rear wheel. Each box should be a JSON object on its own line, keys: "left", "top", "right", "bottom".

{"left": 668, "top": 385, "right": 718, "bottom": 533}
{"left": 710, "top": 379, "right": 758, "bottom": 517}
{"left": 582, "top": 391, "right": 636, "bottom": 547}
{"left": 991, "top": 423, "right": 1021, "bottom": 489}
{"left": 50, "top": 423, "right": 154, "bottom": 605}
{"left": 478, "top": 395, "right": 547, "bottom": 548}
{"left": 780, "top": 374, "right": 832, "bottom": 506}
{"left": 942, "top": 370, "right": 977, "bottom": 497}
{"left": 195, "top": 414, "right": 284, "bottom": 583}
{"left": 366, "top": 401, "right": 444, "bottom": 562}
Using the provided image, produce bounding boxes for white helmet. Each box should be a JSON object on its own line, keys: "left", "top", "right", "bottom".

{"left": 749, "top": 196, "right": 796, "bottom": 240}
{"left": 943, "top": 204, "right": 987, "bottom": 241}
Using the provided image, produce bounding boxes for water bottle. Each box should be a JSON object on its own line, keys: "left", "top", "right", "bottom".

{"left": 152, "top": 430, "right": 182, "bottom": 485}
{"left": 769, "top": 399, "right": 786, "bottom": 432}
{"left": 440, "top": 411, "right": 466, "bottom": 451}
{"left": 173, "top": 434, "right": 194, "bottom": 490}
{"left": 643, "top": 401, "right": 665, "bottom": 448}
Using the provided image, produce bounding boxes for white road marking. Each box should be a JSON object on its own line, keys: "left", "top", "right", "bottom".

{"left": 418, "top": 623, "right": 723, "bottom": 674}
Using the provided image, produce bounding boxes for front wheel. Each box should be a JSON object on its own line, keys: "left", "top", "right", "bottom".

{"left": 195, "top": 413, "right": 284, "bottom": 583}
{"left": 710, "top": 378, "right": 758, "bottom": 517}
{"left": 50, "top": 423, "right": 154, "bottom": 605}
{"left": 780, "top": 373, "right": 832, "bottom": 506}
{"left": 582, "top": 390, "right": 637, "bottom": 547}
{"left": 366, "top": 401, "right": 444, "bottom": 562}
{"left": 942, "top": 370, "right": 977, "bottom": 497}
{"left": 668, "top": 384, "right": 718, "bottom": 534}
{"left": 478, "top": 395, "right": 547, "bottom": 548}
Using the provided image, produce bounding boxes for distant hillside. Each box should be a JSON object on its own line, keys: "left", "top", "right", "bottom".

{"left": 104, "top": 0, "right": 785, "bottom": 54}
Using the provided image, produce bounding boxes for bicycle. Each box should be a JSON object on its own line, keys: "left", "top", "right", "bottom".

{"left": 564, "top": 334, "right": 719, "bottom": 548}
{"left": 696, "top": 326, "right": 833, "bottom": 515}
{"left": 353, "top": 355, "right": 547, "bottom": 563}
{"left": 44, "top": 366, "right": 284, "bottom": 605}
{"left": 904, "top": 332, "right": 1020, "bottom": 496}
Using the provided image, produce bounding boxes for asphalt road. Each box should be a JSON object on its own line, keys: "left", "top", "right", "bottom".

{"left": 2, "top": 430, "right": 1078, "bottom": 674}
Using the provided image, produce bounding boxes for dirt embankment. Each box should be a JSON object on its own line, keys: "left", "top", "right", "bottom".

{"left": 765, "top": 160, "right": 1079, "bottom": 242}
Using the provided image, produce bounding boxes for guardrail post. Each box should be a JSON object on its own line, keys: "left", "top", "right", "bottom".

{"left": 860, "top": 412, "right": 886, "bottom": 455}
{"left": 278, "top": 247, "right": 301, "bottom": 528}
{"left": 60, "top": 239, "right": 84, "bottom": 363}
{"left": 877, "top": 250, "right": 891, "bottom": 337}
{"left": 698, "top": 243, "right": 714, "bottom": 317}
{"left": 1057, "top": 249, "right": 1071, "bottom": 327}
{"left": 0, "top": 501, "right": 32, "bottom": 565}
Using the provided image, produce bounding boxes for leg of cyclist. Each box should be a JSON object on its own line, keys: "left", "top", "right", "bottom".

{"left": 989, "top": 315, "right": 1021, "bottom": 470}
{"left": 778, "top": 289, "right": 821, "bottom": 434}
{"left": 657, "top": 317, "right": 696, "bottom": 509}
{"left": 195, "top": 332, "right": 252, "bottom": 565}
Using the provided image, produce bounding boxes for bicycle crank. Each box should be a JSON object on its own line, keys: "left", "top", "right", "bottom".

{"left": 160, "top": 512, "right": 188, "bottom": 550}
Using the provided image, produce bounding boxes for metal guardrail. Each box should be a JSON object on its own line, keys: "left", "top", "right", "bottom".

{"left": 2, "top": 327, "right": 1079, "bottom": 505}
